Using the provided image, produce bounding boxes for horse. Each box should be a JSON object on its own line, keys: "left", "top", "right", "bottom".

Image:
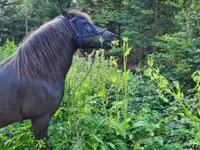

{"left": 0, "top": 9, "right": 115, "bottom": 142}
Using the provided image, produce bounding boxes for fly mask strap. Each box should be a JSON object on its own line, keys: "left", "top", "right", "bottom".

{"left": 69, "top": 17, "right": 106, "bottom": 47}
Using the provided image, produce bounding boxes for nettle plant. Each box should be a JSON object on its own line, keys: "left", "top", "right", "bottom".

{"left": 145, "top": 58, "right": 200, "bottom": 147}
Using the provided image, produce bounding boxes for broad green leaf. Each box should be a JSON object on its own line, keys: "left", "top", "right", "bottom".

{"left": 110, "top": 120, "right": 126, "bottom": 139}
{"left": 125, "top": 47, "right": 132, "bottom": 56}
{"left": 147, "top": 58, "right": 154, "bottom": 67}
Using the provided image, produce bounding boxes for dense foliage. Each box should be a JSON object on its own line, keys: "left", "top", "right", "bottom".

{"left": 0, "top": 40, "right": 200, "bottom": 149}
{"left": 0, "top": 0, "right": 200, "bottom": 149}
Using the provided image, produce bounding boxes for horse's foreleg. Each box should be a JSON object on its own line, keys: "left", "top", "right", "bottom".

{"left": 31, "top": 115, "right": 52, "bottom": 150}
{"left": 31, "top": 115, "right": 51, "bottom": 140}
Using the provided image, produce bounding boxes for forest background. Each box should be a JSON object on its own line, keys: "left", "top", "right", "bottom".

{"left": 0, "top": 0, "right": 200, "bottom": 149}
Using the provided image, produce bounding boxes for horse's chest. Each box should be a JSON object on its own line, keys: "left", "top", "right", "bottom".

{"left": 19, "top": 80, "right": 65, "bottom": 118}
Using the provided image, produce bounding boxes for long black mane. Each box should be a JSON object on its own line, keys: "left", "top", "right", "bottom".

{"left": 15, "top": 17, "right": 76, "bottom": 81}
{"left": 0, "top": 10, "right": 92, "bottom": 81}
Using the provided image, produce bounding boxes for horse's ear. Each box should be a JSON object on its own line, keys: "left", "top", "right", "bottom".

{"left": 60, "top": 8, "right": 68, "bottom": 17}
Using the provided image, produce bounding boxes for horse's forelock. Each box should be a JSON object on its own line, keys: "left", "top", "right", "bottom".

{"left": 69, "top": 9, "right": 92, "bottom": 23}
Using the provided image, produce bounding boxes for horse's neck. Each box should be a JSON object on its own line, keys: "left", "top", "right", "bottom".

{"left": 14, "top": 43, "right": 77, "bottom": 81}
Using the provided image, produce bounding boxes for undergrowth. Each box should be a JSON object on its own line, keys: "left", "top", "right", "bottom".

{"left": 0, "top": 40, "right": 200, "bottom": 149}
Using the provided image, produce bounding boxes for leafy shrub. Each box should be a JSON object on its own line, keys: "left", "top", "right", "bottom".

{"left": 149, "top": 4, "right": 200, "bottom": 90}
{"left": 0, "top": 40, "right": 16, "bottom": 62}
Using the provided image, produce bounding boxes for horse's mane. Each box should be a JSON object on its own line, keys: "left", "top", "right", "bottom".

{"left": 1, "top": 10, "right": 92, "bottom": 81}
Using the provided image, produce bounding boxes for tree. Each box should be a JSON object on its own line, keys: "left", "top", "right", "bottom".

{"left": 150, "top": 0, "right": 200, "bottom": 89}
{"left": 26, "top": 0, "right": 74, "bottom": 29}
{"left": 0, "top": 0, "right": 33, "bottom": 44}
{"left": 0, "top": 0, "right": 73, "bottom": 44}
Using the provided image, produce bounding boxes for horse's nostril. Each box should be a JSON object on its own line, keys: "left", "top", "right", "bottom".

{"left": 111, "top": 33, "right": 116, "bottom": 39}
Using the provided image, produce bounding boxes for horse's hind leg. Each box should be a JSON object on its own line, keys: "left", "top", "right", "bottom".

{"left": 31, "top": 115, "right": 51, "bottom": 140}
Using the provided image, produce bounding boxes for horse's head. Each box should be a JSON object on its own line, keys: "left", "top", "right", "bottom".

{"left": 61, "top": 9, "right": 116, "bottom": 50}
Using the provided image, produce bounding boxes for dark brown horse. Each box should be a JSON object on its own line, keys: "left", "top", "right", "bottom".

{"left": 0, "top": 9, "right": 115, "bottom": 142}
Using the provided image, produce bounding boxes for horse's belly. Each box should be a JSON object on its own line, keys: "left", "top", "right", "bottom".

{"left": 0, "top": 105, "right": 22, "bottom": 119}
{"left": 0, "top": 104, "right": 23, "bottom": 127}
{"left": 0, "top": 62, "right": 64, "bottom": 120}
